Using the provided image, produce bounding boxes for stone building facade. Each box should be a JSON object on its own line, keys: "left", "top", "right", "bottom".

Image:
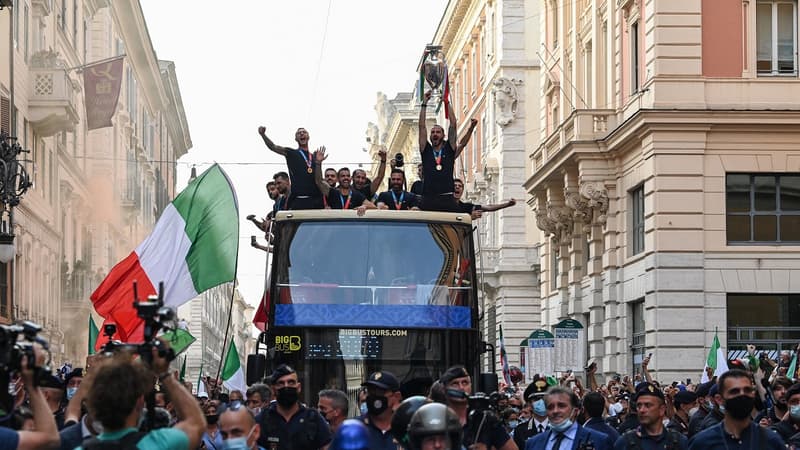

{"left": 0, "top": 0, "right": 190, "bottom": 365}
{"left": 525, "top": 0, "right": 800, "bottom": 381}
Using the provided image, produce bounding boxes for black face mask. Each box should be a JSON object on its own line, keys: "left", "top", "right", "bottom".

{"left": 724, "top": 395, "right": 755, "bottom": 420}
{"left": 366, "top": 394, "right": 389, "bottom": 416}
{"left": 275, "top": 387, "right": 299, "bottom": 408}
{"left": 205, "top": 414, "right": 219, "bottom": 425}
{"left": 446, "top": 389, "right": 469, "bottom": 401}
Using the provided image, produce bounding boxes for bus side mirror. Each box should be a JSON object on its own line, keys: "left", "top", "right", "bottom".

{"left": 246, "top": 354, "right": 267, "bottom": 386}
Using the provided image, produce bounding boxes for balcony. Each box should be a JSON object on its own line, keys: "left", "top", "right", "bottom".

{"left": 28, "top": 52, "right": 79, "bottom": 137}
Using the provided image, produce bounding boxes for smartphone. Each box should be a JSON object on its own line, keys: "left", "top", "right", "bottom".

{"left": 648, "top": 353, "right": 653, "bottom": 359}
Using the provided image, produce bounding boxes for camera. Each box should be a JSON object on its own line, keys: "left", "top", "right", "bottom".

{"left": 0, "top": 321, "right": 48, "bottom": 374}
{"left": 101, "top": 282, "right": 177, "bottom": 365}
{"left": 394, "top": 153, "right": 404, "bottom": 167}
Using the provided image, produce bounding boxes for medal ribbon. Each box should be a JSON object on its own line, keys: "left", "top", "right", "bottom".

{"left": 339, "top": 191, "right": 352, "bottom": 209}
{"left": 433, "top": 148, "right": 443, "bottom": 166}
{"left": 298, "top": 148, "right": 312, "bottom": 171}
{"left": 391, "top": 191, "right": 404, "bottom": 210}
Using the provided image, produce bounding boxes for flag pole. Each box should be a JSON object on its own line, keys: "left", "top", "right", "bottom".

{"left": 214, "top": 256, "right": 241, "bottom": 386}
{"left": 64, "top": 54, "right": 126, "bottom": 72}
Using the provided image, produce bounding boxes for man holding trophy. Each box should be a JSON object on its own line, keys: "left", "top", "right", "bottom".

{"left": 418, "top": 45, "right": 461, "bottom": 212}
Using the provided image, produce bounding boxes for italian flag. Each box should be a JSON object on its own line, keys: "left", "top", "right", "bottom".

{"left": 701, "top": 332, "right": 729, "bottom": 383}
{"left": 222, "top": 341, "right": 246, "bottom": 393}
{"left": 90, "top": 164, "right": 239, "bottom": 349}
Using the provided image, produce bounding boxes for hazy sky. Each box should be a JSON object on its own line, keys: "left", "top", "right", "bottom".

{"left": 138, "top": 0, "right": 448, "bottom": 310}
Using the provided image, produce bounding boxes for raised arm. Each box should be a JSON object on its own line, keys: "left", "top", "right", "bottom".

{"left": 18, "top": 347, "right": 60, "bottom": 450}
{"left": 456, "top": 118, "right": 478, "bottom": 154}
{"left": 447, "top": 96, "right": 459, "bottom": 158}
{"left": 418, "top": 91, "right": 431, "bottom": 153}
{"left": 479, "top": 198, "right": 517, "bottom": 213}
{"left": 370, "top": 148, "right": 388, "bottom": 195}
{"left": 258, "top": 126, "right": 291, "bottom": 156}
{"left": 313, "top": 147, "right": 330, "bottom": 197}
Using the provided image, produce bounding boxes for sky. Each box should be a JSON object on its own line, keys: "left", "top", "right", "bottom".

{"left": 138, "top": 0, "right": 449, "bottom": 309}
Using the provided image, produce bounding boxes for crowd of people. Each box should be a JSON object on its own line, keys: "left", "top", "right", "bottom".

{"left": 5, "top": 337, "right": 800, "bottom": 450}
{"left": 247, "top": 90, "right": 516, "bottom": 249}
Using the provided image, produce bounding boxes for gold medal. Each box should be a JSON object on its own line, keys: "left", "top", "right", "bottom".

{"left": 307, "top": 167, "right": 313, "bottom": 174}
{"left": 436, "top": 164, "right": 442, "bottom": 171}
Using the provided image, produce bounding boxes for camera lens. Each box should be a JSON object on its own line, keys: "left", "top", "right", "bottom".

{"left": 395, "top": 153, "right": 404, "bottom": 167}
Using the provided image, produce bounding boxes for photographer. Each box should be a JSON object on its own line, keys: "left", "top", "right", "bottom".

{"left": 77, "top": 342, "right": 205, "bottom": 449}
{"left": 0, "top": 346, "right": 60, "bottom": 450}
{"left": 439, "top": 366, "right": 517, "bottom": 450}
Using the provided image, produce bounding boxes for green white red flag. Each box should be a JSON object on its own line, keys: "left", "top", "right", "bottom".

{"left": 90, "top": 164, "right": 238, "bottom": 350}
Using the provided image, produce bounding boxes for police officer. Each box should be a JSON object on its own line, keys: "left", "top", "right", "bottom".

{"left": 689, "top": 369, "right": 784, "bottom": 449}
{"left": 407, "top": 403, "right": 463, "bottom": 450}
{"left": 359, "top": 371, "right": 403, "bottom": 450}
{"left": 391, "top": 396, "right": 432, "bottom": 450}
{"left": 666, "top": 390, "right": 697, "bottom": 436}
{"left": 613, "top": 383, "right": 687, "bottom": 450}
{"left": 687, "top": 382, "right": 712, "bottom": 438}
{"left": 513, "top": 377, "right": 549, "bottom": 449}
{"left": 438, "top": 366, "right": 517, "bottom": 450}
{"left": 255, "top": 364, "right": 332, "bottom": 450}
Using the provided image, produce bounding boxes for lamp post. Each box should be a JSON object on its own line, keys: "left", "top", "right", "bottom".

{"left": 0, "top": 132, "right": 32, "bottom": 265}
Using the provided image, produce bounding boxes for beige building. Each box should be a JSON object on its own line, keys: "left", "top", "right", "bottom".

{"left": 179, "top": 283, "right": 255, "bottom": 393}
{"left": 526, "top": 0, "right": 800, "bottom": 381}
{"left": 370, "top": 0, "right": 543, "bottom": 373}
{"left": 0, "top": 0, "right": 190, "bottom": 365}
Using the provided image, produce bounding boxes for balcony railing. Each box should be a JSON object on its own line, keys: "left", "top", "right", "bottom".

{"left": 28, "top": 51, "right": 79, "bottom": 137}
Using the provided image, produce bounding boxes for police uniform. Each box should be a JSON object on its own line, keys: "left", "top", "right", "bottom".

{"left": 255, "top": 365, "right": 332, "bottom": 450}
{"left": 513, "top": 377, "right": 550, "bottom": 449}
{"left": 359, "top": 371, "right": 402, "bottom": 450}
{"left": 613, "top": 383, "right": 688, "bottom": 450}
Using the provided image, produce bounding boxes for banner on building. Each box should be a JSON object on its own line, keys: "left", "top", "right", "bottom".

{"left": 83, "top": 56, "right": 124, "bottom": 130}
{"left": 524, "top": 329, "right": 555, "bottom": 382}
{"left": 554, "top": 319, "right": 586, "bottom": 373}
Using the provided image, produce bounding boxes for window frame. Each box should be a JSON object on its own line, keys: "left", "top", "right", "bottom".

{"left": 726, "top": 173, "right": 800, "bottom": 244}
{"left": 630, "top": 184, "right": 645, "bottom": 255}
{"left": 630, "top": 299, "right": 646, "bottom": 375}
{"left": 756, "top": 0, "right": 798, "bottom": 76}
{"left": 630, "top": 21, "right": 640, "bottom": 94}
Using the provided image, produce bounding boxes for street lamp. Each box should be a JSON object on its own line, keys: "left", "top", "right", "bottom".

{"left": 0, "top": 132, "right": 33, "bottom": 264}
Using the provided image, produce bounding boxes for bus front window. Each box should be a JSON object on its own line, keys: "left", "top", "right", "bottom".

{"left": 272, "top": 221, "right": 474, "bottom": 329}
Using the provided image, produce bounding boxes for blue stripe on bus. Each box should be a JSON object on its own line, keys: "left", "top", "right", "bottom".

{"left": 274, "top": 304, "right": 472, "bottom": 329}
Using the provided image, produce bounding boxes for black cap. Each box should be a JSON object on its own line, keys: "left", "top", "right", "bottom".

{"left": 695, "top": 381, "right": 712, "bottom": 398}
{"left": 615, "top": 392, "right": 631, "bottom": 402}
{"left": 269, "top": 364, "right": 296, "bottom": 385}
{"left": 674, "top": 390, "right": 698, "bottom": 407}
{"left": 362, "top": 371, "right": 400, "bottom": 391}
{"left": 439, "top": 366, "right": 470, "bottom": 386}
{"left": 65, "top": 368, "right": 83, "bottom": 383}
{"left": 634, "top": 382, "right": 665, "bottom": 402}
{"left": 524, "top": 377, "right": 549, "bottom": 400}
{"left": 39, "top": 373, "right": 65, "bottom": 390}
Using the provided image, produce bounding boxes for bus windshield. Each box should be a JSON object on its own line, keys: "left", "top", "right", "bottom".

{"left": 272, "top": 220, "right": 475, "bottom": 329}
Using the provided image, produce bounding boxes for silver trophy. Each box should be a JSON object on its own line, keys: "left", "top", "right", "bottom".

{"left": 423, "top": 45, "right": 446, "bottom": 103}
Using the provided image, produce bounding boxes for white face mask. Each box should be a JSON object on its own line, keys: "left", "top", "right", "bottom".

{"left": 222, "top": 426, "right": 255, "bottom": 450}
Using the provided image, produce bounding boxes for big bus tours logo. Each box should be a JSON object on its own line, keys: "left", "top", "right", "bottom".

{"left": 275, "top": 335, "right": 301, "bottom": 353}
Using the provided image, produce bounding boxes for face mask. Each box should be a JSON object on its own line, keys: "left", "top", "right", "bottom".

{"left": 359, "top": 402, "right": 368, "bottom": 415}
{"left": 791, "top": 405, "right": 800, "bottom": 421}
{"left": 724, "top": 395, "right": 754, "bottom": 420}
{"left": 205, "top": 414, "right": 219, "bottom": 425}
{"left": 688, "top": 407, "right": 699, "bottom": 417}
{"left": 533, "top": 399, "right": 546, "bottom": 416}
{"left": 248, "top": 407, "right": 261, "bottom": 417}
{"left": 275, "top": 387, "right": 299, "bottom": 408}
{"left": 66, "top": 387, "right": 78, "bottom": 401}
{"left": 446, "top": 389, "right": 469, "bottom": 401}
{"left": 222, "top": 426, "right": 254, "bottom": 450}
{"left": 507, "top": 419, "right": 519, "bottom": 429}
{"left": 550, "top": 418, "right": 573, "bottom": 433}
{"left": 366, "top": 394, "right": 389, "bottom": 416}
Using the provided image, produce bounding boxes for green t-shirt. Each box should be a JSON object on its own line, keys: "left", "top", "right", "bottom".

{"left": 76, "top": 427, "right": 189, "bottom": 450}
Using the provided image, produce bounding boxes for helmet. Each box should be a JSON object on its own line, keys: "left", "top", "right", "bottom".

{"left": 408, "top": 403, "right": 462, "bottom": 450}
{"left": 329, "top": 419, "right": 370, "bottom": 450}
{"left": 391, "top": 396, "right": 431, "bottom": 447}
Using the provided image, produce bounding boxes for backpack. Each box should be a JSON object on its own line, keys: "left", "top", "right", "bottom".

{"left": 83, "top": 431, "right": 147, "bottom": 450}
{"left": 622, "top": 429, "right": 683, "bottom": 450}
